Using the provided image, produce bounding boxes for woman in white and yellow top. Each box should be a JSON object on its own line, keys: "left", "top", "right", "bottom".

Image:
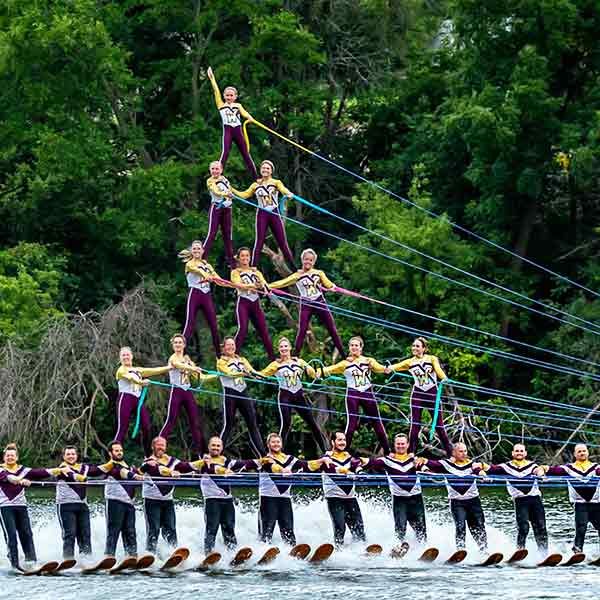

{"left": 232, "top": 160, "right": 295, "bottom": 268}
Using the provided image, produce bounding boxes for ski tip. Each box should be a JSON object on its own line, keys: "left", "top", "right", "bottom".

{"left": 160, "top": 554, "right": 184, "bottom": 571}
{"left": 365, "top": 543, "right": 383, "bottom": 555}
{"left": 289, "top": 543, "right": 311, "bottom": 560}
{"left": 257, "top": 547, "right": 280, "bottom": 565}
{"left": 479, "top": 552, "right": 503, "bottom": 566}
{"left": 507, "top": 549, "right": 528, "bottom": 563}
{"left": 56, "top": 559, "right": 77, "bottom": 572}
{"left": 136, "top": 554, "right": 155, "bottom": 570}
{"left": 173, "top": 547, "right": 190, "bottom": 561}
{"left": 445, "top": 550, "right": 467, "bottom": 564}
{"left": 201, "top": 552, "right": 222, "bottom": 568}
{"left": 230, "top": 547, "right": 253, "bottom": 567}
{"left": 419, "top": 547, "right": 439, "bottom": 562}
{"left": 309, "top": 543, "right": 334, "bottom": 564}
{"left": 562, "top": 552, "right": 586, "bottom": 566}
{"left": 21, "top": 561, "right": 60, "bottom": 576}
{"left": 537, "top": 553, "right": 562, "bottom": 567}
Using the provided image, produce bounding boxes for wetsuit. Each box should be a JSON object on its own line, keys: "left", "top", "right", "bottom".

{"left": 390, "top": 354, "right": 452, "bottom": 456}
{"left": 367, "top": 454, "right": 427, "bottom": 544}
{"left": 102, "top": 462, "right": 139, "bottom": 557}
{"left": 309, "top": 451, "right": 366, "bottom": 546}
{"left": 546, "top": 460, "right": 600, "bottom": 553}
{"left": 486, "top": 460, "right": 547, "bottom": 552}
{"left": 139, "top": 455, "right": 182, "bottom": 553}
{"left": 159, "top": 354, "right": 214, "bottom": 456}
{"left": 424, "top": 458, "right": 487, "bottom": 551}
{"left": 322, "top": 357, "right": 390, "bottom": 454}
{"left": 232, "top": 178, "right": 295, "bottom": 267}
{"left": 231, "top": 266, "right": 275, "bottom": 360}
{"left": 244, "top": 453, "right": 308, "bottom": 546}
{"left": 208, "top": 76, "right": 257, "bottom": 178}
{"left": 217, "top": 355, "right": 266, "bottom": 457}
{"left": 204, "top": 175, "right": 235, "bottom": 267}
{"left": 182, "top": 258, "right": 221, "bottom": 354}
{"left": 0, "top": 465, "right": 57, "bottom": 568}
{"left": 269, "top": 269, "right": 344, "bottom": 356}
{"left": 115, "top": 364, "right": 171, "bottom": 458}
{"left": 258, "top": 358, "right": 328, "bottom": 452}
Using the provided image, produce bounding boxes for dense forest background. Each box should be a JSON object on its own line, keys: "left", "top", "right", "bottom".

{"left": 1, "top": 0, "right": 599, "bottom": 463}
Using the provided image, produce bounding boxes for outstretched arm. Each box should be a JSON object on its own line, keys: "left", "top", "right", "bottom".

{"left": 268, "top": 271, "right": 300, "bottom": 290}
{"left": 207, "top": 66, "right": 224, "bottom": 109}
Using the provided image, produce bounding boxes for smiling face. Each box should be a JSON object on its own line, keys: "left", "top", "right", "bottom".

{"left": 152, "top": 437, "right": 167, "bottom": 458}
{"left": 191, "top": 242, "right": 204, "bottom": 260}
{"left": 3, "top": 449, "right": 18, "bottom": 466}
{"left": 223, "top": 337, "right": 236, "bottom": 357}
{"left": 63, "top": 447, "right": 79, "bottom": 465}
{"left": 332, "top": 432, "right": 347, "bottom": 452}
{"left": 574, "top": 444, "right": 589, "bottom": 462}
{"left": 223, "top": 86, "right": 238, "bottom": 103}
{"left": 238, "top": 249, "right": 251, "bottom": 268}
{"left": 411, "top": 338, "right": 426, "bottom": 358}
{"left": 394, "top": 435, "right": 409, "bottom": 455}
{"left": 109, "top": 443, "right": 124, "bottom": 462}
{"left": 208, "top": 437, "right": 223, "bottom": 457}
{"left": 512, "top": 444, "right": 527, "bottom": 461}
{"left": 278, "top": 338, "right": 291, "bottom": 359}
{"left": 120, "top": 347, "right": 133, "bottom": 367}
{"left": 452, "top": 443, "right": 468, "bottom": 462}
{"left": 348, "top": 337, "right": 363, "bottom": 357}
{"left": 260, "top": 162, "right": 273, "bottom": 178}
{"left": 301, "top": 251, "right": 316, "bottom": 271}
{"left": 267, "top": 435, "right": 282, "bottom": 454}
{"left": 171, "top": 335, "right": 186, "bottom": 354}
{"left": 209, "top": 161, "right": 223, "bottom": 178}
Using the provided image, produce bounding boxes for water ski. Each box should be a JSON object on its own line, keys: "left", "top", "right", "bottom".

{"left": 445, "top": 550, "right": 467, "bottom": 565}
{"left": 365, "top": 544, "right": 383, "bottom": 556}
{"left": 81, "top": 557, "right": 117, "bottom": 574}
{"left": 257, "top": 547, "right": 280, "bottom": 565}
{"left": 21, "top": 561, "right": 60, "bottom": 576}
{"left": 309, "top": 543, "right": 334, "bottom": 564}
{"left": 160, "top": 553, "right": 184, "bottom": 571}
{"left": 230, "top": 547, "right": 253, "bottom": 567}
{"left": 136, "top": 554, "right": 155, "bottom": 570}
{"left": 537, "top": 553, "right": 562, "bottom": 567}
{"left": 506, "top": 549, "right": 528, "bottom": 564}
{"left": 289, "top": 544, "right": 311, "bottom": 560}
{"left": 390, "top": 542, "right": 410, "bottom": 559}
{"left": 109, "top": 556, "right": 138, "bottom": 574}
{"left": 173, "top": 547, "right": 190, "bottom": 561}
{"left": 199, "top": 552, "right": 222, "bottom": 569}
{"left": 54, "top": 559, "right": 77, "bottom": 573}
{"left": 477, "top": 552, "right": 503, "bottom": 567}
{"left": 419, "top": 548, "right": 439, "bottom": 563}
{"left": 561, "top": 553, "right": 585, "bottom": 567}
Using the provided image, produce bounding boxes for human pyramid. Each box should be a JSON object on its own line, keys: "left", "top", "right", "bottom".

{"left": 1, "top": 67, "right": 600, "bottom": 575}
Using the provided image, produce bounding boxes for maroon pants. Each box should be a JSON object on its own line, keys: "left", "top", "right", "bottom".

{"left": 203, "top": 205, "right": 234, "bottom": 267}
{"left": 344, "top": 388, "right": 390, "bottom": 454}
{"left": 278, "top": 389, "right": 328, "bottom": 453}
{"left": 234, "top": 296, "right": 275, "bottom": 360}
{"left": 220, "top": 125, "right": 257, "bottom": 179}
{"left": 159, "top": 387, "right": 206, "bottom": 455}
{"left": 115, "top": 392, "right": 152, "bottom": 457}
{"left": 408, "top": 387, "right": 453, "bottom": 456}
{"left": 295, "top": 296, "right": 344, "bottom": 356}
{"left": 182, "top": 288, "right": 221, "bottom": 354}
{"left": 252, "top": 210, "right": 295, "bottom": 268}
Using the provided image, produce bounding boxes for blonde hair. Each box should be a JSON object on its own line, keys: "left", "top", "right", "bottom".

{"left": 278, "top": 336, "right": 291, "bottom": 347}
{"left": 170, "top": 333, "right": 186, "bottom": 346}
{"left": 349, "top": 336, "right": 364, "bottom": 348}
{"left": 209, "top": 160, "right": 222, "bottom": 170}
{"left": 260, "top": 160, "right": 275, "bottom": 173}
{"left": 3, "top": 443, "right": 18, "bottom": 456}
{"left": 301, "top": 248, "right": 317, "bottom": 261}
{"left": 266, "top": 432, "right": 282, "bottom": 446}
{"left": 178, "top": 240, "right": 204, "bottom": 263}
{"left": 413, "top": 336, "right": 428, "bottom": 352}
{"left": 223, "top": 86, "right": 238, "bottom": 96}
{"left": 234, "top": 247, "right": 252, "bottom": 265}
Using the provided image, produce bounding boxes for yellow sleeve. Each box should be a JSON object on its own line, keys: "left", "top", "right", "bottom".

{"left": 275, "top": 179, "right": 292, "bottom": 197}
{"left": 137, "top": 366, "right": 171, "bottom": 377}
{"left": 369, "top": 357, "right": 387, "bottom": 374}
{"left": 269, "top": 271, "right": 300, "bottom": 289}
{"left": 317, "top": 270, "right": 335, "bottom": 289}
{"left": 207, "top": 177, "right": 228, "bottom": 197}
{"left": 185, "top": 260, "right": 208, "bottom": 277}
{"left": 241, "top": 357, "right": 256, "bottom": 374}
{"left": 322, "top": 360, "right": 348, "bottom": 377}
{"left": 231, "top": 269, "right": 242, "bottom": 286}
{"left": 307, "top": 460, "right": 323, "bottom": 472}
{"left": 238, "top": 102, "right": 252, "bottom": 120}
{"left": 300, "top": 359, "right": 317, "bottom": 379}
{"left": 256, "top": 270, "right": 267, "bottom": 287}
{"left": 390, "top": 358, "right": 412, "bottom": 372}
{"left": 431, "top": 355, "right": 448, "bottom": 381}
{"left": 217, "top": 358, "right": 243, "bottom": 377}
{"left": 170, "top": 356, "right": 197, "bottom": 373}
{"left": 207, "top": 262, "right": 221, "bottom": 280}
{"left": 230, "top": 182, "right": 256, "bottom": 199}
{"left": 209, "top": 75, "right": 224, "bottom": 108}
{"left": 198, "top": 373, "right": 218, "bottom": 382}
{"left": 258, "top": 361, "right": 279, "bottom": 378}
{"left": 98, "top": 461, "right": 114, "bottom": 474}
{"left": 115, "top": 366, "right": 142, "bottom": 384}
{"left": 189, "top": 459, "right": 205, "bottom": 471}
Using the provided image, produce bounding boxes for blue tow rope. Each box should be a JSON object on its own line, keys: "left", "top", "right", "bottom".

{"left": 429, "top": 381, "right": 445, "bottom": 442}
{"left": 131, "top": 387, "right": 148, "bottom": 439}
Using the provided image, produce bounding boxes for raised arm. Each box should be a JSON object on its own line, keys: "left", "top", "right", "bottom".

{"left": 207, "top": 66, "right": 224, "bottom": 108}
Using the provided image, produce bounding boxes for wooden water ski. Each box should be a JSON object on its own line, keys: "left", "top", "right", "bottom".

{"left": 173, "top": 547, "right": 190, "bottom": 561}
{"left": 445, "top": 550, "right": 467, "bottom": 565}
{"left": 54, "top": 559, "right": 77, "bottom": 573}
{"left": 230, "top": 547, "right": 253, "bottom": 567}
{"left": 309, "top": 543, "right": 334, "bottom": 564}
{"left": 21, "top": 561, "right": 59, "bottom": 576}
{"left": 135, "top": 554, "right": 155, "bottom": 570}
{"left": 289, "top": 544, "right": 311, "bottom": 560}
{"left": 419, "top": 547, "right": 439, "bottom": 563}
{"left": 160, "top": 553, "right": 184, "bottom": 571}
{"left": 199, "top": 552, "right": 221, "bottom": 569}
{"left": 537, "top": 553, "right": 562, "bottom": 567}
{"left": 561, "top": 553, "right": 585, "bottom": 566}
{"left": 81, "top": 557, "right": 117, "bottom": 574}
{"left": 109, "top": 556, "right": 137, "bottom": 574}
{"left": 477, "top": 552, "right": 503, "bottom": 566}
{"left": 365, "top": 543, "right": 383, "bottom": 556}
{"left": 390, "top": 542, "right": 410, "bottom": 559}
{"left": 506, "top": 549, "right": 528, "bottom": 564}
{"left": 257, "top": 547, "right": 280, "bottom": 565}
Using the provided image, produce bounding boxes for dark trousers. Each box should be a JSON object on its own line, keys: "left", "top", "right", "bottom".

{"left": 234, "top": 297, "right": 275, "bottom": 360}
{"left": 392, "top": 494, "right": 427, "bottom": 544}
{"left": 573, "top": 502, "right": 600, "bottom": 552}
{"left": 295, "top": 297, "right": 344, "bottom": 356}
{"left": 203, "top": 205, "right": 234, "bottom": 266}
{"left": 220, "top": 124, "right": 257, "bottom": 179}
{"left": 182, "top": 288, "right": 221, "bottom": 354}
{"left": 514, "top": 495, "right": 547, "bottom": 552}
{"left": 144, "top": 498, "right": 177, "bottom": 553}
{"left": 326, "top": 497, "right": 366, "bottom": 546}
{"left": 115, "top": 392, "right": 152, "bottom": 458}
{"left": 278, "top": 389, "right": 328, "bottom": 453}
{"left": 408, "top": 387, "right": 453, "bottom": 456}
{"left": 450, "top": 496, "right": 487, "bottom": 551}
{"left": 0, "top": 506, "right": 36, "bottom": 568}
{"left": 204, "top": 498, "right": 237, "bottom": 553}
{"left": 159, "top": 387, "right": 206, "bottom": 455}
{"left": 252, "top": 210, "right": 295, "bottom": 268}
{"left": 220, "top": 388, "right": 266, "bottom": 457}
{"left": 57, "top": 503, "right": 92, "bottom": 559}
{"left": 344, "top": 388, "right": 390, "bottom": 454}
{"left": 105, "top": 499, "right": 137, "bottom": 557}
{"left": 259, "top": 496, "right": 296, "bottom": 546}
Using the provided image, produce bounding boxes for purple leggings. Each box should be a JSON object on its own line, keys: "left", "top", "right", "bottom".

{"left": 115, "top": 392, "right": 152, "bottom": 457}
{"left": 278, "top": 389, "right": 328, "bottom": 453}
{"left": 296, "top": 296, "right": 344, "bottom": 356}
{"left": 159, "top": 387, "right": 206, "bottom": 455}
{"left": 408, "top": 388, "right": 453, "bottom": 456}
{"left": 182, "top": 288, "right": 221, "bottom": 354}
{"left": 220, "top": 125, "right": 257, "bottom": 179}
{"left": 203, "top": 205, "right": 234, "bottom": 267}
{"left": 220, "top": 388, "right": 266, "bottom": 457}
{"left": 234, "top": 297, "right": 275, "bottom": 360}
{"left": 344, "top": 388, "right": 390, "bottom": 454}
{"left": 252, "top": 210, "right": 295, "bottom": 268}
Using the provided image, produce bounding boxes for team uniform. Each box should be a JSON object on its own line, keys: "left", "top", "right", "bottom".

{"left": 321, "top": 357, "right": 391, "bottom": 454}
{"left": 182, "top": 257, "right": 221, "bottom": 354}
{"left": 486, "top": 460, "right": 548, "bottom": 552}
{"left": 308, "top": 452, "right": 366, "bottom": 546}
{"left": 258, "top": 358, "right": 327, "bottom": 452}
{"left": 204, "top": 175, "right": 235, "bottom": 267}
{"left": 0, "top": 465, "right": 57, "bottom": 568}
{"left": 546, "top": 460, "right": 600, "bottom": 552}
{"left": 115, "top": 364, "right": 171, "bottom": 458}
{"left": 217, "top": 355, "right": 266, "bottom": 457}
{"left": 366, "top": 454, "right": 427, "bottom": 544}
{"left": 423, "top": 458, "right": 488, "bottom": 551}
{"left": 233, "top": 178, "right": 295, "bottom": 267}
{"left": 269, "top": 269, "right": 344, "bottom": 356}
{"left": 159, "top": 354, "right": 214, "bottom": 457}
{"left": 390, "top": 354, "right": 452, "bottom": 456}
{"left": 243, "top": 453, "right": 308, "bottom": 546}
{"left": 231, "top": 266, "right": 275, "bottom": 360}
{"left": 208, "top": 77, "right": 257, "bottom": 179}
